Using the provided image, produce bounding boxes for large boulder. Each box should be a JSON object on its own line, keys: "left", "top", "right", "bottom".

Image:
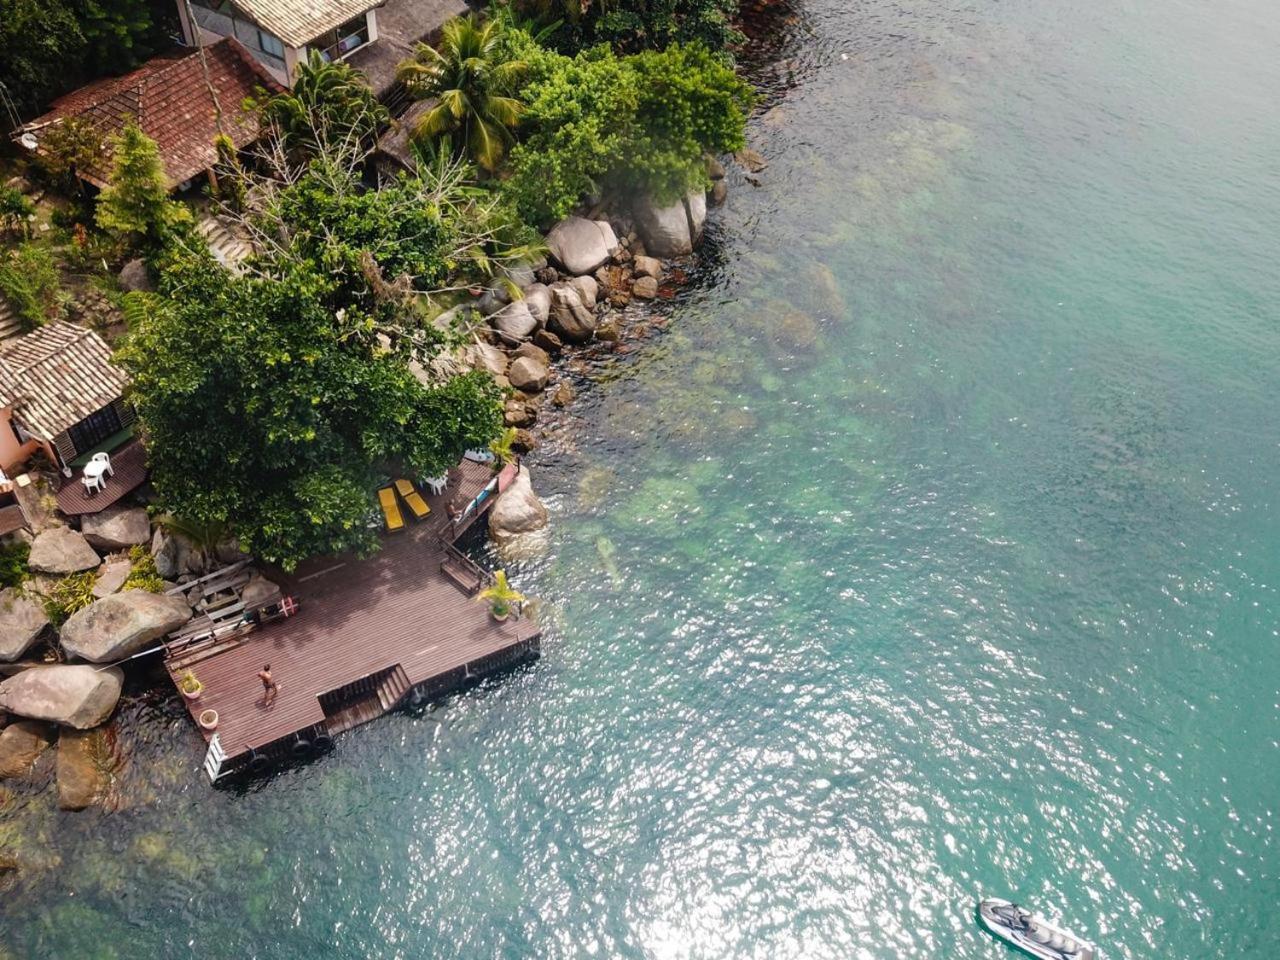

{"left": 80, "top": 506, "right": 151, "bottom": 552}
{"left": 633, "top": 255, "right": 663, "bottom": 280}
{"left": 0, "top": 588, "right": 50, "bottom": 661}
{"left": 150, "top": 528, "right": 178, "bottom": 579}
{"left": 28, "top": 527, "right": 99, "bottom": 575}
{"left": 513, "top": 341, "right": 551, "bottom": 368}
{"left": 57, "top": 727, "right": 111, "bottom": 810}
{"left": 507, "top": 355, "right": 550, "bottom": 393}
{"left": 117, "top": 258, "right": 153, "bottom": 293}
{"left": 545, "top": 217, "right": 618, "bottom": 275}
{"left": 568, "top": 275, "right": 598, "bottom": 310}
{"left": 488, "top": 465, "right": 550, "bottom": 540}
{"left": 60, "top": 591, "right": 191, "bottom": 663}
{"left": 633, "top": 191, "right": 707, "bottom": 257}
{"left": 547, "top": 284, "right": 598, "bottom": 343}
{"left": 490, "top": 300, "right": 538, "bottom": 341}
{"left": 240, "top": 573, "right": 280, "bottom": 609}
{"left": 0, "top": 720, "right": 55, "bottom": 778}
{"left": 522, "top": 283, "right": 551, "bottom": 326}
{"left": 0, "top": 665, "right": 123, "bottom": 729}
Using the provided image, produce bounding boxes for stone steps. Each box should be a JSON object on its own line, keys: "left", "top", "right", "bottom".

{"left": 196, "top": 216, "right": 253, "bottom": 273}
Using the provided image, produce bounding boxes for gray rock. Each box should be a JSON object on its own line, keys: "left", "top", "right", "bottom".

{"left": 507, "top": 356, "right": 550, "bottom": 393}
{"left": 488, "top": 466, "right": 550, "bottom": 540}
{"left": 504, "top": 398, "right": 536, "bottom": 428}
{"left": 632, "top": 256, "right": 663, "bottom": 280}
{"left": 547, "top": 284, "right": 598, "bottom": 343}
{"left": 706, "top": 155, "right": 727, "bottom": 180}
{"left": 0, "top": 588, "right": 50, "bottom": 661}
{"left": 521, "top": 283, "right": 551, "bottom": 326}
{"left": 92, "top": 559, "right": 132, "bottom": 599}
{"left": 0, "top": 665, "right": 123, "bottom": 729}
{"left": 545, "top": 217, "right": 618, "bottom": 275}
{"left": 213, "top": 536, "right": 251, "bottom": 565}
{"left": 150, "top": 528, "right": 178, "bottom": 579}
{"left": 513, "top": 342, "right": 551, "bottom": 367}
{"left": 80, "top": 506, "right": 151, "bottom": 552}
{"left": 710, "top": 179, "right": 728, "bottom": 207}
{"left": 501, "top": 261, "right": 537, "bottom": 288}
{"left": 490, "top": 300, "right": 538, "bottom": 341}
{"left": 240, "top": 573, "right": 280, "bottom": 609}
{"left": 60, "top": 592, "right": 191, "bottom": 663}
{"left": 0, "top": 720, "right": 55, "bottom": 778}
{"left": 535, "top": 266, "right": 559, "bottom": 285}
{"left": 633, "top": 191, "right": 707, "bottom": 258}
{"left": 468, "top": 341, "right": 509, "bottom": 378}
{"left": 28, "top": 527, "right": 99, "bottom": 575}
{"left": 533, "top": 328, "right": 563, "bottom": 353}
{"left": 568, "top": 275, "right": 598, "bottom": 310}
{"left": 117, "top": 258, "right": 153, "bottom": 293}
{"left": 632, "top": 275, "right": 659, "bottom": 299}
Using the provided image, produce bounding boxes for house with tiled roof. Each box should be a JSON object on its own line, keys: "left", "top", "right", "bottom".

{"left": 14, "top": 38, "right": 283, "bottom": 191}
{"left": 0, "top": 322, "right": 134, "bottom": 478}
{"left": 177, "top": 0, "right": 467, "bottom": 101}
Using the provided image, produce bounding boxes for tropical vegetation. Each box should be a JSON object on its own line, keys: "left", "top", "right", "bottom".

{"left": 95, "top": 123, "right": 186, "bottom": 247}
{"left": 476, "top": 570, "right": 525, "bottom": 618}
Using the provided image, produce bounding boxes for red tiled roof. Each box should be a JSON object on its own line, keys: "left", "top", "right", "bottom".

{"left": 18, "top": 39, "right": 284, "bottom": 189}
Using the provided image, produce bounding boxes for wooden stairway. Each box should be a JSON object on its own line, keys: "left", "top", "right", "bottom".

{"left": 321, "top": 664, "right": 411, "bottom": 736}
{"left": 377, "top": 664, "right": 411, "bottom": 711}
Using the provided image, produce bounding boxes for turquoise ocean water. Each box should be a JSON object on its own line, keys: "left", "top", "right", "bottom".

{"left": 3, "top": 0, "right": 1278, "bottom": 956}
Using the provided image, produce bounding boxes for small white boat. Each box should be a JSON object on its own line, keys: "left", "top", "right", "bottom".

{"left": 977, "top": 898, "right": 1097, "bottom": 960}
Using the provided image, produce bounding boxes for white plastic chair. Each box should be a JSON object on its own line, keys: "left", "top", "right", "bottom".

{"left": 423, "top": 475, "right": 448, "bottom": 496}
{"left": 91, "top": 452, "right": 113, "bottom": 476}
{"left": 82, "top": 473, "right": 103, "bottom": 494}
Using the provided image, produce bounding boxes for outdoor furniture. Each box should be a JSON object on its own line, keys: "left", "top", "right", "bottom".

{"left": 82, "top": 458, "right": 112, "bottom": 494}
{"left": 464, "top": 448, "right": 494, "bottom": 463}
{"left": 91, "top": 452, "right": 112, "bottom": 469}
{"left": 393, "top": 478, "right": 431, "bottom": 521}
{"left": 422, "top": 474, "right": 448, "bottom": 497}
{"left": 377, "top": 486, "right": 404, "bottom": 532}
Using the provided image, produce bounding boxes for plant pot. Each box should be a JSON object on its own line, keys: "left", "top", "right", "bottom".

{"left": 490, "top": 607, "right": 510, "bottom": 622}
{"left": 181, "top": 686, "right": 203, "bottom": 702}
{"left": 198, "top": 709, "right": 218, "bottom": 731}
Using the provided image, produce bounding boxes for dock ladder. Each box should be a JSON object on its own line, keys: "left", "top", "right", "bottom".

{"left": 203, "top": 733, "right": 226, "bottom": 782}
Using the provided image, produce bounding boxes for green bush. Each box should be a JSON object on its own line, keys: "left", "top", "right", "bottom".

{"left": 0, "top": 242, "right": 63, "bottom": 330}
{"left": 501, "top": 37, "right": 752, "bottom": 223}
{"left": 42, "top": 572, "right": 98, "bottom": 626}
{"left": 0, "top": 541, "right": 31, "bottom": 590}
{"left": 123, "top": 545, "right": 165, "bottom": 592}
{"left": 0, "top": 187, "right": 34, "bottom": 237}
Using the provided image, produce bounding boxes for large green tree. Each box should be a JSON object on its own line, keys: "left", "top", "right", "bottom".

{"left": 121, "top": 253, "right": 502, "bottom": 569}
{"left": 258, "top": 51, "right": 389, "bottom": 158}
{"left": 516, "top": 0, "right": 742, "bottom": 53}
{"left": 95, "top": 122, "right": 183, "bottom": 245}
{"left": 397, "top": 15, "right": 528, "bottom": 172}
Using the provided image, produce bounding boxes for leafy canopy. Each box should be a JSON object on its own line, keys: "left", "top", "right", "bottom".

{"left": 94, "top": 123, "right": 185, "bottom": 245}
{"left": 121, "top": 252, "right": 503, "bottom": 570}
{"left": 257, "top": 52, "right": 389, "bottom": 159}
{"left": 502, "top": 35, "right": 753, "bottom": 222}
{"left": 397, "top": 15, "right": 528, "bottom": 172}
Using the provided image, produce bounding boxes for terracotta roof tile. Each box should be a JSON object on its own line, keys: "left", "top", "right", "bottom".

{"left": 19, "top": 39, "right": 284, "bottom": 189}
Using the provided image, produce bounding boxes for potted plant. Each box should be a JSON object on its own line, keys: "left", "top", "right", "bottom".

{"left": 178, "top": 670, "right": 204, "bottom": 701}
{"left": 198, "top": 708, "right": 219, "bottom": 731}
{"left": 475, "top": 570, "right": 525, "bottom": 622}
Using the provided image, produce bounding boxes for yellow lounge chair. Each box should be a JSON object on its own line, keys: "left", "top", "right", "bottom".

{"left": 394, "top": 478, "right": 431, "bottom": 520}
{"left": 377, "top": 486, "right": 404, "bottom": 532}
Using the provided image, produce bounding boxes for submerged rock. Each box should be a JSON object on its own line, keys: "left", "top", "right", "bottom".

{"left": 545, "top": 217, "right": 618, "bottom": 275}
{"left": 80, "top": 506, "right": 151, "bottom": 552}
{"left": 0, "top": 665, "right": 123, "bottom": 729}
{"left": 0, "top": 720, "right": 55, "bottom": 778}
{"left": 0, "top": 588, "right": 50, "bottom": 661}
{"left": 60, "top": 592, "right": 191, "bottom": 663}
{"left": 28, "top": 527, "right": 99, "bottom": 575}
{"left": 632, "top": 276, "right": 659, "bottom": 300}
{"left": 57, "top": 727, "right": 111, "bottom": 810}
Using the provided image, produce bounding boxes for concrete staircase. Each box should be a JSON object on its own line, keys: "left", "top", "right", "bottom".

{"left": 197, "top": 216, "right": 254, "bottom": 273}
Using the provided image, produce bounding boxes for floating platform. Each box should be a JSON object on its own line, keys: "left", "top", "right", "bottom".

{"left": 164, "top": 459, "right": 539, "bottom": 782}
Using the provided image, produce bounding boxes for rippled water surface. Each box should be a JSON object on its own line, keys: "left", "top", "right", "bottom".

{"left": 5, "top": 0, "right": 1280, "bottom": 956}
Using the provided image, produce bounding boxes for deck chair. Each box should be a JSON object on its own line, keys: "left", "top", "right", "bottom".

{"left": 377, "top": 486, "right": 404, "bottom": 532}
{"left": 393, "top": 478, "right": 431, "bottom": 520}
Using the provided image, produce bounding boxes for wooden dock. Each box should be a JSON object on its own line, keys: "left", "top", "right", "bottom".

{"left": 164, "top": 459, "right": 539, "bottom": 781}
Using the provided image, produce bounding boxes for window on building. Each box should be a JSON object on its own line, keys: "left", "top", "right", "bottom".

{"left": 258, "top": 30, "right": 285, "bottom": 57}
{"left": 66, "top": 403, "right": 123, "bottom": 458}
{"left": 313, "top": 14, "right": 370, "bottom": 61}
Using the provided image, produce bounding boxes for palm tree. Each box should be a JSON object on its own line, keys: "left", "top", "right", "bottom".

{"left": 396, "top": 15, "right": 527, "bottom": 172}
{"left": 475, "top": 570, "right": 526, "bottom": 620}
{"left": 264, "top": 51, "right": 388, "bottom": 155}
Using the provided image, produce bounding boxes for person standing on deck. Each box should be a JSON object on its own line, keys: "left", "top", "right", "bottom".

{"left": 258, "top": 664, "right": 278, "bottom": 707}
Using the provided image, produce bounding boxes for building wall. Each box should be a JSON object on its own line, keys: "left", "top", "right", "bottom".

{"left": 0, "top": 406, "right": 42, "bottom": 477}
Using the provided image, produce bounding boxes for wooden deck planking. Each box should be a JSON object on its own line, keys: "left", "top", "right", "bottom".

{"left": 168, "top": 458, "right": 536, "bottom": 762}
{"left": 56, "top": 436, "right": 149, "bottom": 515}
